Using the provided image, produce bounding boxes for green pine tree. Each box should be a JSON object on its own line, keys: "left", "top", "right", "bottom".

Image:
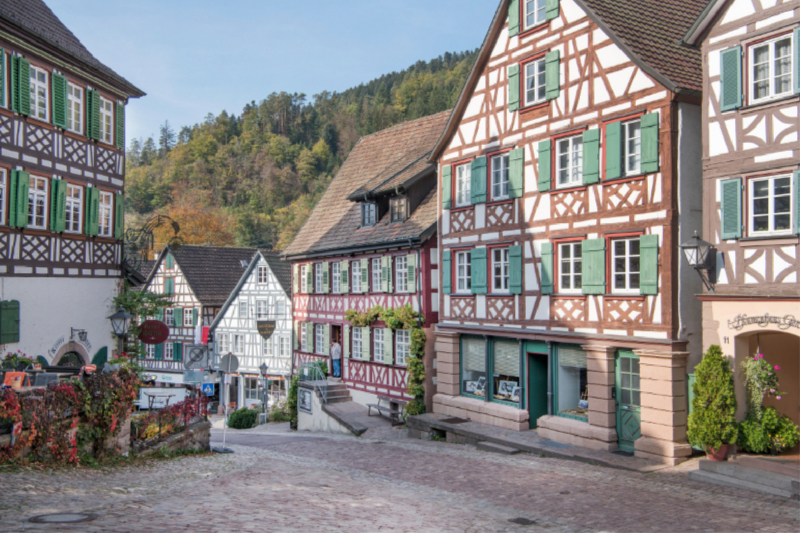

{"left": 687, "top": 345, "right": 738, "bottom": 450}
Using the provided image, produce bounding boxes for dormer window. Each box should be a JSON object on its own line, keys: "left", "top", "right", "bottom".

{"left": 362, "top": 202, "right": 377, "bottom": 227}
{"left": 390, "top": 197, "right": 407, "bottom": 223}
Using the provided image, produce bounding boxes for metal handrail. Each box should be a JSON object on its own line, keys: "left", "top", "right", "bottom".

{"left": 298, "top": 362, "right": 328, "bottom": 404}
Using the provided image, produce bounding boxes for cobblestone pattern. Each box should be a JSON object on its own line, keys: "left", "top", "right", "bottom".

{"left": 0, "top": 422, "right": 797, "bottom": 533}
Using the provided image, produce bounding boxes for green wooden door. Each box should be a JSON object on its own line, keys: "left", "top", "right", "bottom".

{"left": 615, "top": 350, "right": 641, "bottom": 453}
{"left": 528, "top": 352, "right": 548, "bottom": 429}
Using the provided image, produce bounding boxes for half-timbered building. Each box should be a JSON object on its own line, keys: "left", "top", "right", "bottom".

{"left": 142, "top": 245, "right": 253, "bottom": 384}
{"left": 283, "top": 112, "right": 448, "bottom": 410}
{"left": 430, "top": 0, "right": 708, "bottom": 464}
{"left": 209, "top": 249, "right": 292, "bottom": 409}
{"left": 683, "top": 0, "right": 800, "bottom": 429}
{"left": 0, "top": 0, "right": 144, "bottom": 365}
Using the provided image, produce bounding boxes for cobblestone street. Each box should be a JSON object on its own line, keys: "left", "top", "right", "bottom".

{"left": 0, "top": 423, "right": 798, "bottom": 533}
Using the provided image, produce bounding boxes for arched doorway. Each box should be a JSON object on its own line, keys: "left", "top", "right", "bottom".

{"left": 51, "top": 341, "right": 88, "bottom": 367}
{"left": 56, "top": 351, "right": 84, "bottom": 367}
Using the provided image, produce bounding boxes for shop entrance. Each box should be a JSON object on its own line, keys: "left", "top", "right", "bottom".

{"left": 527, "top": 352, "right": 548, "bottom": 429}
{"left": 615, "top": 350, "right": 642, "bottom": 453}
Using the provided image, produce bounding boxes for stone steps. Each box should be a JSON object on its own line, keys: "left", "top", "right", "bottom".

{"left": 688, "top": 460, "right": 799, "bottom": 498}
{"left": 477, "top": 441, "right": 521, "bottom": 455}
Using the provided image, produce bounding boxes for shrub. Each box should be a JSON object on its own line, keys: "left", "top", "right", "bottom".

{"left": 227, "top": 408, "right": 258, "bottom": 429}
{"left": 687, "top": 345, "right": 738, "bottom": 451}
{"left": 269, "top": 404, "right": 291, "bottom": 423}
{"left": 740, "top": 352, "right": 784, "bottom": 421}
{"left": 287, "top": 375, "right": 299, "bottom": 430}
{"left": 738, "top": 407, "right": 800, "bottom": 454}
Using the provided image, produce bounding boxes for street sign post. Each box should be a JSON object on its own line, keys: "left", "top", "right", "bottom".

{"left": 212, "top": 353, "right": 240, "bottom": 454}
{"left": 201, "top": 383, "right": 214, "bottom": 396}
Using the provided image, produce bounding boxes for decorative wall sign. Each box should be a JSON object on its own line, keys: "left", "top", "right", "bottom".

{"left": 727, "top": 314, "right": 799, "bottom": 331}
{"left": 298, "top": 388, "right": 313, "bottom": 414}
{"left": 138, "top": 320, "right": 169, "bottom": 345}
{"left": 183, "top": 345, "right": 209, "bottom": 370}
{"left": 257, "top": 321, "right": 276, "bottom": 340}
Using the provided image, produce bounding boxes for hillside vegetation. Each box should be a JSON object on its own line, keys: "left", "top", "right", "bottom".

{"left": 126, "top": 50, "right": 477, "bottom": 251}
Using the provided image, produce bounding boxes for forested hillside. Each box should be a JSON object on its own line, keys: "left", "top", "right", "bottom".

{"left": 126, "top": 50, "right": 477, "bottom": 251}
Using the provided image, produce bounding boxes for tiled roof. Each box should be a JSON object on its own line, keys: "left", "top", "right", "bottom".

{"left": 348, "top": 147, "right": 434, "bottom": 200}
{"left": 171, "top": 246, "right": 257, "bottom": 307}
{"left": 0, "top": 0, "right": 144, "bottom": 96}
{"left": 284, "top": 111, "right": 450, "bottom": 258}
{"left": 259, "top": 250, "right": 292, "bottom": 295}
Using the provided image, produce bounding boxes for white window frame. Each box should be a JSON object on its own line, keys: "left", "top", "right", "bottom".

{"left": 29, "top": 66, "right": 48, "bottom": 121}
{"left": 395, "top": 329, "right": 410, "bottom": 366}
{"left": 276, "top": 300, "right": 286, "bottom": 318}
{"left": 558, "top": 242, "right": 583, "bottom": 294}
{"left": 556, "top": 134, "right": 583, "bottom": 188}
{"left": 145, "top": 343, "right": 155, "bottom": 359}
{"left": 280, "top": 337, "right": 290, "bottom": 357}
{"left": 622, "top": 119, "right": 642, "bottom": 177}
{"left": 0, "top": 54, "right": 5, "bottom": 108}
{"left": 165, "top": 308, "right": 174, "bottom": 327}
{"left": 98, "top": 191, "right": 113, "bottom": 237}
{"left": 300, "top": 265, "right": 307, "bottom": 293}
{"left": 100, "top": 97, "right": 114, "bottom": 145}
{"left": 263, "top": 336, "right": 273, "bottom": 357}
{"left": 455, "top": 250, "right": 472, "bottom": 294}
{"left": 233, "top": 334, "right": 244, "bottom": 355}
{"left": 239, "top": 301, "right": 248, "bottom": 318}
{"left": 332, "top": 262, "right": 341, "bottom": 293}
{"left": 314, "top": 263, "right": 323, "bottom": 293}
{"left": 524, "top": 57, "right": 547, "bottom": 107}
{"left": 244, "top": 377, "right": 259, "bottom": 400}
{"left": 492, "top": 248, "right": 510, "bottom": 293}
{"left": 218, "top": 333, "right": 230, "bottom": 354}
{"left": 258, "top": 265, "right": 268, "bottom": 284}
{"left": 301, "top": 324, "right": 308, "bottom": 352}
{"left": 352, "top": 327, "right": 362, "bottom": 359}
{"left": 351, "top": 260, "right": 361, "bottom": 293}
{"left": 256, "top": 300, "right": 269, "bottom": 319}
{"left": 64, "top": 183, "right": 83, "bottom": 234}
{"left": 67, "top": 83, "right": 83, "bottom": 134}
{"left": 183, "top": 308, "right": 194, "bottom": 327}
{"left": 0, "top": 169, "right": 6, "bottom": 225}
{"left": 372, "top": 258, "right": 381, "bottom": 292}
{"left": 395, "top": 256, "right": 408, "bottom": 293}
{"left": 748, "top": 174, "right": 794, "bottom": 236}
{"left": 374, "top": 328, "right": 385, "bottom": 363}
{"left": 491, "top": 153, "right": 510, "bottom": 200}
{"left": 749, "top": 34, "right": 794, "bottom": 105}
{"left": 164, "top": 343, "right": 173, "bottom": 360}
{"left": 455, "top": 163, "right": 472, "bottom": 208}
{"left": 390, "top": 197, "right": 406, "bottom": 222}
{"left": 362, "top": 202, "right": 377, "bottom": 226}
{"left": 28, "top": 175, "right": 48, "bottom": 229}
{"left": 524, "top": 0, "right": 547, "bottom": 30}
{"left": 611, "top": 238, "right": 641, "bottom": 295}
{"left": 315, "top": 324, "right": 325, "bottom": 355}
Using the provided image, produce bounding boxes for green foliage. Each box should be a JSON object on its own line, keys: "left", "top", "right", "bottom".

{"left": 740, "top": 352, "right": 784, "bottom": 422}
{"left": 287, "top": 375, "right": 299, "bottom": 430}
{"left": 269, "top": 404, "right": 292, "bottom": 423}
{"left": 227, "top": 407, "right": 258, "bottom": 429}
{"left": 738, "top": 407, "right": 800, "bottom": 454}
{"left": 687, "top": 345, "right": 738, "bottom": 451}
{"left": 112, "top": 284, "right": 173, "bottom": 362}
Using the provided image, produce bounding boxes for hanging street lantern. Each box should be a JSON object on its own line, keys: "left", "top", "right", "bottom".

{"left": 108, "top": 307, "right": 134, "bottom": 355}
{"left": 679, "top": 231, "right": 716, "bottom": 292}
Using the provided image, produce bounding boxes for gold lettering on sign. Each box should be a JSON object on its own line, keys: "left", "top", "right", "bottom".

{"left": 727, "top": 314, "right": 800, "bottom": 331}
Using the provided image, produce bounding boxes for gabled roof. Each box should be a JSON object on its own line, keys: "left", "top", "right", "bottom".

{"left": 283, "top": 111, "right": 449, "bottom": 259}
{"left": 430, "top": 0, "right": 707, "bottom": 160}
{"left": 0, "top": 0, "right": 145, "bottom": 97}
{"left": 681, "top": 0, "right": 732, "bottom": 46}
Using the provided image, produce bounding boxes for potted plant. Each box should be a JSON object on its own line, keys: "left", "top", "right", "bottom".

{"left": 687, "top": 345, "right": 738, "bottom": 461}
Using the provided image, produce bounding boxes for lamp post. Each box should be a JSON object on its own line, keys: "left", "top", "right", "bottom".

{"left": 108, "top": 307, "right": 133, "bottom": 356}
{"left": 259, "top": 362, "right": 269, "bottom": 416}
{"left": 679, "top": 231, "right": 717, "bottom": 293}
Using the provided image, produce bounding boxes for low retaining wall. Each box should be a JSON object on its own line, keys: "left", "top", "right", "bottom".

{"left": 135, "top": 420, "right": 211, "bottom": 456}
{"left": 297, "top": 383, "right": 352, "bottom": 436}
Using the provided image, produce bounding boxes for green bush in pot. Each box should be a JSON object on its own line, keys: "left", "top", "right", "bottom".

{"left": 687, "top": 345, "right": 738, "bottom": 457}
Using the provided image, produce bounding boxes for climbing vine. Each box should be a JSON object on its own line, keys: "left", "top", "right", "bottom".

{"left": 344, "top": 304, "right": 427, "bottom": 415}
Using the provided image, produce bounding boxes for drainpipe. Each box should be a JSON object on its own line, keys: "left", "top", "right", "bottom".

{"left": 546, "top": 341, "right": 553, "bottom": 416}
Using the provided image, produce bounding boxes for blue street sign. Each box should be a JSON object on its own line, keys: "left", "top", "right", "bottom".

{"left": 202, "top": 383, "right": 214, "bottom": 396}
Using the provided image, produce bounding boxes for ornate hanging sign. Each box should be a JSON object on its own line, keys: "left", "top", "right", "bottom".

{"left": 727, "top": 314, "right": 799, "bottom": 331}
{"left": 257, "top": 321, "right": 276, "bottom": 340}
{"left": 138, "top": 320, "right": 170, "bottom": 345}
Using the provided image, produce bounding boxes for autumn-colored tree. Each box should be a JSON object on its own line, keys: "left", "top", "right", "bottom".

{"left": 153, "top": 184, "right": 235, "bottom": 248}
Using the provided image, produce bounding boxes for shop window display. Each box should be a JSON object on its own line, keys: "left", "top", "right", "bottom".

{"left": 557, "top": 345, "right": 588, "bottom": 420}
{"left": 492, "top": 340, "right": 520, "bottom": 405}
{"left": 461, "top": 338, "right": 487, "bottom": 397}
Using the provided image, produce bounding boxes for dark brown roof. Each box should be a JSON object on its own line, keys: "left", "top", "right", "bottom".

{"left": 259, "top": 249, "right": 292, "bottom": 295}
{"left": 284, "top": 111, "right": 449, "bottom": 258}
{"left": 348, "top": 147, "right": 433, "bottom": 200}
{"left": 171, "top": 246, "right": 257, "bottom": 307}
{"left": 0, "top": 0, "right": 144, "bottom": 97}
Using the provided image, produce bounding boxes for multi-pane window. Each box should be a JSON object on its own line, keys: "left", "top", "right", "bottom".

{"left": 184, "top": 309, "right": 194, "bottom": 327}
{"left": 165, "top": 308, "right": 174, "bottom": 327}
{"left": 372, "top": 258, "right": 381, "bottom": 292}
{"left": 524, "top": 58, "right": 547, "bottom": 106}
{"left": 750, "top": 174, "right": 793, "bottom": 235}
{"left": 456, "top": 250, "right": 471, "bottom": 294}
{"left": 98, "top": 191, "right": 113, "bottom": 237}
{"left": 612, "top": 238, "right": 640, "bottom": 294}
{"left": 374, "top": 328, "right": 385, "bottom": 362}
{"left": 362, "top": 202, "right": 377, "bottom": 226}
{"left": 28, "top": 176, "right": 48, "bottom": 229}
{"left": 257, "top": 300, "right": 269, "bottom": 319}
{"left": 315, "top": 324, "right": 325, "bottom": 354}
{"left": 390, "top": 197, "right": 406, "bottom": 222}
{"left": 100, "top": 98, "right": 114, "bottom": 144}
{"left": 218, "top": 333, "right": 229, "bottom": 354}
{"left": 165, "top": 343, "right": 173, "bottom": 360}
{"left": 352, "top": 327, "right": 362, "bottom": 359}
{"left": 751, "top": 35, "right": 793, "bottom": 104}
{"left": 300, "top": 265, "right": 307, "bottom": 293}
{"left": 301, "top": 324, "right": 308, "bottom": 352}
{"left": 351, "top": 261, "right": 361, "bottom": 292}
{"left": 395, "top": 256, "right": 408, "bottom": 292}
{"left": 263, "top": 336, "right": 273, "bottom": 356}
{"left": 622, "top": 120, "right": 641, "bottom": 176}
{"left": 492, "top": 248, "right": 509, "bottom": 293}
{"left": 145, "top": 344, "right": 155, "bottom": 359}
{"left": 0, "top": 169, "right": 6, "bottom": 225}
{"left": 29, "top": 66, "right": 48, "bottom": 121}
{"left": 395, "top": 330, "right": 410, "bottom": 366}
{"left": 455, "top": 163, "right": 471, "bottom": 208}
{"left": 280, "top": 337, "right": 290, "bottom": 357}
{"left": 332, "top": 262, "right": 341, "bottom": 293}
{"left": 239, "top": 301, "right": 248, "bottom": 318}
{"left": 233, "top": 334, "right": 244, "bottom": 354}
{"left": 65, "top": 184, "right": 82, "bottom": 233}
{"left": 556, "top": 135, "right": 583, "bottom": 188}
{"left": 67, "top": 83, "right": 83, "bottom": 134}
{"left": 559, "top": 242, "right": 582, "bottom": 293}
{"left": 258, "top": 265, "right": 268, "bottom": 284}
{"left": 276, "top": 300, "right": 286, "bottom": 318}
{"left": 491, "top": 153, "right": 510, "bottom": 200}
{"left": 244, "top": 377, "right": 259, "bottom": 400}
{"left": 314, "top": 263, "right": 323, "bottom": 293}
{"left": 524, "top": 0, "right": 547, "bottom": 29}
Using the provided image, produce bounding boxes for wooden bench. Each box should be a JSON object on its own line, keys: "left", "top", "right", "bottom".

{"left": 367, "top": 395, "right": 407, "bottom": 426}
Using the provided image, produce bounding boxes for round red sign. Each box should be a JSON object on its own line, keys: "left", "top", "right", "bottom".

{"left": 138, "top": 320, "right": 170, "bottom": 345}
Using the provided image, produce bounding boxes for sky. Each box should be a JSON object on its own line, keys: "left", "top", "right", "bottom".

{"left": 46, "top": 0, "right": 499, "bottom": 144}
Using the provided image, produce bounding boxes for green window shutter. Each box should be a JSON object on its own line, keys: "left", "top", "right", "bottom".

{"left": 174, "top": 307, "right": 183, "bottom": 327}
{"left": 84, "top": 187, "right": 99, "bottom": 236}
{"left": 471, "top": 247, "right": 488, "bottom": 295}
{"left": 294, "top": 321, "right": 299, "bottom": 350}
{"left": 509, "top": 148, "right": 524, "bottom": 198}
{"left": 322, "top": 262, "right": 330, "bottom": 294}
{"left": 341, "top": 261, "right": 349, "bottom": 293}
{"left": 545, "top": 50, "right": 560, "bottom": 100}
{"left": 115, "top": 103, "right": 125, "bottom": 149}
{"left": 720, "top": 46, "right": 742, "bottom": 112}
{"left": 508, "top": 64, "right": 520, "bottom": 112}
{"left": 166, "top": 253, "right": 175, "bottom": 269}
{"left": 384, "top": 329, "right": 393, "bottom": 365}
{"left": 292, "top": 264, "right": 299, "bottom": 294}
{"left": 537, "top": 140, "right": 552, "bottom": 192}
{"left": 582, "top": 129, "right": 600, "bottom": 185}
{"left": 640, "top": 235, "right": 659, "bottom": 295}
{"left": 442, "top": 164, "right": 452, "bottom": 209}
{"left": 83, "top": 187, "right": 92, "bottom": 235}
{"left": 509, "top": 245, "right": 523, "bottom": 295}
{"left": 360, "top": 258, "right": 369, "bottom": 293}
{"left": 581, "top": 239, "right": 607, "bottom": 295}
{"left": 363, "top": 327, "right": 371, "bottom": 361}
{"left": 57, "top": 180, "right": 67, "bottom": 232}
{"left": 471, "top": 156, "right": 487, "bottom": 204}
{"left": 508, "top": 0, "right": 520, "bottom": 37}
{"left": 307, "top": 266, "right": 314, "bottom": 294}
{"left": 323, "top": 325, "right": 330, "bottom": 356}
{"left": 165, "top": 278, "right": 175, "bottom": 296}
{"left": 306, "top": 323, "right": 314, "bottom": 350}
{"left": 11, "top": 56, "right": 30, "bottom": 116}
{"left": 541, "top": 243, "right": 554, "bottom": 295}
{"left": 640, "top": 113, "right": 660, "bottom": 174}
{"left": 720, "top": 177, "right": 743, "bottom": 240}
{"left": 49, "top": 179, "right": 60, "bottom": 231}
{"left": 14, "top": 170, "right": 29, "bottom": 229}
{"left": 381, "top": 256, "right": 393, "bottom": 293}
{"left": 546, "top": 0, "right": 560, "bottom": 20}
{"left": 114, "top": 193, "right": 125, "bottom": 239}
{"left": 795, "top": 28, "right": 800, "bottom": 95}
{"left": 794, "top": 171, "right": 800, "bottom": 235}
{"left": 407, "top": 253, "right": 417, "bottom": 293}
{"left": 604, "top": 121, "right": 622, "bottom": 180}
{"left": 0, "top": 48, "right": 5, "bottom": 109}
{"left": 87, "top": 90, "right": 101, "bottom": 140}
{"left": 51, "top": 72, "right": 67, "bottom": 128}
{"left": 154, "top": 343, "right": 163, "bottom": 360}
{"left": 173, "top": 342, "right": 182, "bottom": 361}
{"left": 7, "top": 170, "right": 17, "bottom": 227}
{"left": 192, "top": 308, "right": 198, "bottom": 326}
{"left": 442, "top": 250, "right": 452, "bottom": 295}
{"left": 155, "top": 308, "right": 164, "bottom": 321}
{"left": 0, "top": 300, "right": 20, "bottom": 344}
{"left": 343, "top": 325, "right": 350, "bottom": 358}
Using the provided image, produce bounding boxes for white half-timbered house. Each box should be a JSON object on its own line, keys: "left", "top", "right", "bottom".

{"left": 209, "top": 249, "right": 292, "bottom": 409}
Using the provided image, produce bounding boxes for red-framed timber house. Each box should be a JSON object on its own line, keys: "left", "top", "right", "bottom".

{"left": 283, "top": 112, "right": 448, "bottom": 410}
{"left": 0, "top": 0, "right": 144, "bottom": 366}
{"left": 429, "top": 0, "right": 709, "bottom": 464}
